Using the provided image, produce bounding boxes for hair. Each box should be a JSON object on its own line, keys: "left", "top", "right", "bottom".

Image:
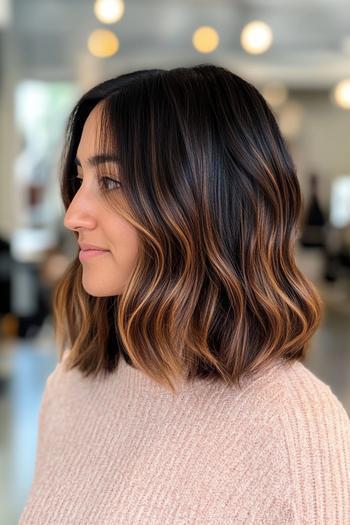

{"left": 52, "top": 63, "right": 324, "bottom": 395}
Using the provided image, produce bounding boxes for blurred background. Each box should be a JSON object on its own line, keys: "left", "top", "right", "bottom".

{"left": 0, "top": 0, "right": 350, "bottom": 523}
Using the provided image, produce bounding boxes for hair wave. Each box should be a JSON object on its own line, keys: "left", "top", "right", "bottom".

{"left": 52, "top": 64, "right": 324, "bottom": 394}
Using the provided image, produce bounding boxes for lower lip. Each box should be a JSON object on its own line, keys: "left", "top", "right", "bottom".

{"left": 79, "top": 249, "right": 110, "bottom": 262}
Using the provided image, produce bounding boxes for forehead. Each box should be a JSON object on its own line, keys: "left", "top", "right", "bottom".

{"left": 77, "top": 102, "right": 105, "bottom": 157}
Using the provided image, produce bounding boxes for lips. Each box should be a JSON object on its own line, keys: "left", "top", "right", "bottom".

{"left": 78, "top": 242, "right": 109, "bottom": 252}
{"left": 79, "top": 248, "right": 110, "bottom": 262}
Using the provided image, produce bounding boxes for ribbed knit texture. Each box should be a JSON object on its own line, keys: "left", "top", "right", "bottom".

{"left": 18, "top": 350, "right": 350, "bottom": 524}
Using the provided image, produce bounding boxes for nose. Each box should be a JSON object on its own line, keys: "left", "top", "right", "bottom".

{"left": 63, "top": 190, "right": 98, "bottom": 232}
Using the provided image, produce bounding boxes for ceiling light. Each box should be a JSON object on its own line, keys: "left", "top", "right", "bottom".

{"left": 88, "top": 29, "right": 119, "bottom": 58}
{"left": 192, "top": 26, "right": 219, "bottom": 54}
{"left": 94, "top": 0, "right": 125, "bottom": 24}
{"left": 332, "top": 79, "right": 350, "bottom": 109}
{"left": 240, "top": 20, "right": 273, "bottom": 55}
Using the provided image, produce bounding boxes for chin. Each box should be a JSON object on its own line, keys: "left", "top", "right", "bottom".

{"left": 82, "top": 280, "right": 123, "bottom": 297}
{"left": 82, "top": 287, "right": 121, "bottom": 297}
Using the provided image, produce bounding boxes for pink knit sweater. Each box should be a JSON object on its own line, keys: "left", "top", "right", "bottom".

{"left": 18, "top": 351, "right": 350, "bottom": 524}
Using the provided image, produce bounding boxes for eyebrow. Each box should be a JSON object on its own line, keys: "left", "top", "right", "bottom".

{"left": 74, "top": 154, "right": 120, "bottom": 167}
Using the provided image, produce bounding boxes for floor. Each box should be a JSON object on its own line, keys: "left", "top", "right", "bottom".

{"left": 0, "top": 246, "right": 349, "bottom": 525}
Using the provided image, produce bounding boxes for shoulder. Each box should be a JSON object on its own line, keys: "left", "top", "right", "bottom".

{"left": 243, "top": 357, "right": 350, "bottom": 426}
{"left": 274, "top": 358, "right": 350, "bottom": 432}
{"left": 257, "top": 358, "right": 350, "bottom": 465}
{"left": 209, "top": 359, "right": 350, "bottom": 522}
{"left": 44, "top": 347, "right": 73, "bottom": 393}
{"left": 265, "top": 359, "right": 350, "bottom": 522}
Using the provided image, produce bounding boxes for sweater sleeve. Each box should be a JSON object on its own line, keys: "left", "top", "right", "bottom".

{"left": 281, "top": 375, "right": 350, "bottom": 525}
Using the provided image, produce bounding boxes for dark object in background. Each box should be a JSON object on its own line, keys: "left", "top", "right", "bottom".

{"left": 12, "top": 261, "right": 50, "bottom": 339}
{"left": 323, "top": 225, "right": 350, "bottom": 282}
{"left": 0, "top": 236, "right": 13, "bottom": 396}
{"left": 0, "top": 236, "right": 12, "bottom": 316}
{"left": 300, "top": 173, "right": 327, "bottom": 248}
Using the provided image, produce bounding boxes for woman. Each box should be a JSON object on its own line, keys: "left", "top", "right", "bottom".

{"left": 19, "top": 64, "right": 350, "bottom": 524}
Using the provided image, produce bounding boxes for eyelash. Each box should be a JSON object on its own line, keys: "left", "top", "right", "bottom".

{"left": 73, "top": 175, "right": 121, "bottom": 191}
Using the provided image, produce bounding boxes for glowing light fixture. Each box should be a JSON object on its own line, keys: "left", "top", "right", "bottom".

{"left": 192, "top": 26, "right": 219, "bottom": 54}
{"left": 88, "top": 29, "right": 119, "bottom": 58}
{"left": 330, "top": 175, "right": 350, "bottom": 227}
{"left": 0, "top": 0, "right": 11, "bottom": 28}
{"left": 332, "top": 79, "right": 350, "bottom": 109}
{"left": 94, "top": 0, "right": 125, "bottom": 23}
{"left": 240, "top": 21, "right": 273, "bottom": 54}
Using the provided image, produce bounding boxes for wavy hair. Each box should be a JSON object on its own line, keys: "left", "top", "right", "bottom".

{"left": 52, "top": 64, "right": 324, "bottom": 394}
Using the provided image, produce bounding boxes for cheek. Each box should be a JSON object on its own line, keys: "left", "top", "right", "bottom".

{"left": 108, "top": 218, "right": 139, "bottom": 267}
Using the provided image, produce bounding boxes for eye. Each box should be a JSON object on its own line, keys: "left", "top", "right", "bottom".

{"left": 72, "top": 175, "right": 121, "bottom": 191}
{"left": 72, "top": 175, "right": 82, "bottom": 190}
{"left": 98, "top": 176, "right": 122, "bottom": 191}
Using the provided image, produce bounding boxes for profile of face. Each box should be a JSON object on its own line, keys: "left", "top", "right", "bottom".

{"left": 63, "top": 102, "right": 139, "bottom": 297}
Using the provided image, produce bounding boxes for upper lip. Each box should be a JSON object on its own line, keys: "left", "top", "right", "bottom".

{"left": 78, "top": 242, "right": 109, "bottom": 251}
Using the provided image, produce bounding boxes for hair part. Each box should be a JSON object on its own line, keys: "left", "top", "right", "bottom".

{"left": 53, "top": 64, "right": 324, "bottom": 395}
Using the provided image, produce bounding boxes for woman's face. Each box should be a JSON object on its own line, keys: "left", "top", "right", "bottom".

{"left": 63, "top": 102, "right": 139, "bottom": 297}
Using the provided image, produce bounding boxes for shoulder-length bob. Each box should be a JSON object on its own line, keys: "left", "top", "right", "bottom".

{"left": 53, "top": 64, "right": 324, "bottom": 394}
